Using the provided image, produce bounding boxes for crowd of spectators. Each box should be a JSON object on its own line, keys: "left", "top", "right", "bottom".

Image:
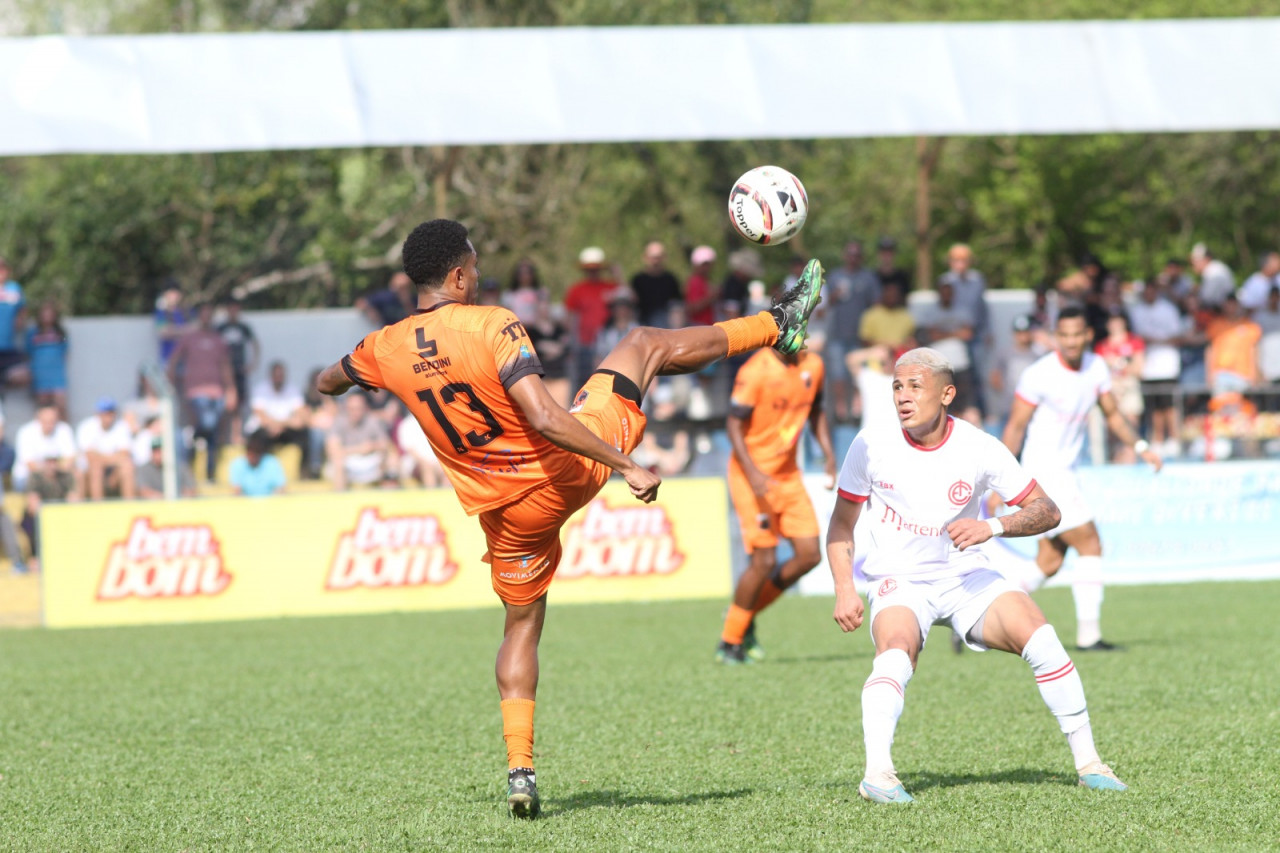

{"left": 2, "top": 232, "right": 1279, "bottom": 574}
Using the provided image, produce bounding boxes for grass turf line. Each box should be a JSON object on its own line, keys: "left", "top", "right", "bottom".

{"left": 1, "top": 581, "right": 1278, "bottom": 850}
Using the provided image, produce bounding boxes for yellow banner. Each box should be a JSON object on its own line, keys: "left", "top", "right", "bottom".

{"left": 41, "top": 478, "right": 730, "bottom": 628}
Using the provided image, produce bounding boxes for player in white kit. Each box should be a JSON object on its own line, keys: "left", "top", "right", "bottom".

{"left": 1000, "top": 306, "right": 1163, "bottom": 651}
{"left": 827, "top": 348, "right": 1127, "bottom": 803}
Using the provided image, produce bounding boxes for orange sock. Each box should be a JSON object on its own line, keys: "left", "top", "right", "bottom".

{"left": 501, "top": 698, "right": 536, "bottom": 769}
{"left": 752, "top": 579, "right": 785, "bottom": 614}
{"left": 721, "top": 603, "right": 755, "bottom": 645}
{"left": 716, "top": 311, "right": 778, "bottom": 357}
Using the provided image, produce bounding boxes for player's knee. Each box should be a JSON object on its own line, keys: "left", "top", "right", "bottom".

{"left": 1039, "top": 548, "right": 1065, "bottom": 574}
{"left": 794, "top": 544, "right": 821, "bottom": 572}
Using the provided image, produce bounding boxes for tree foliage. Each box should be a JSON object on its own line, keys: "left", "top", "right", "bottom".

{"left": 3, "top": 0, "right": 1280, "bottom": 313}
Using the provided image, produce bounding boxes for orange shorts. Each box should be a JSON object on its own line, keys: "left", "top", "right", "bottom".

{"left": 481, "top": 371, "right": 646, "bottom": 606}
{"left": 727, "top": 464, "right": 819, "bottom": 554}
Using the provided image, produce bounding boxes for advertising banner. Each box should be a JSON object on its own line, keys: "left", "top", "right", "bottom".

{"left": 794, "top": 460, "right": 1280, "bottom": 597}
{"left": 41, "top": 478, "right": 730, "bottom": 628}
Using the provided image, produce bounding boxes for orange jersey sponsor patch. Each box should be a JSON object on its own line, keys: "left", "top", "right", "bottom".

{"left": 342, "top": 302, "right": 580, "bottom": 515}
{"left": 728, "top": 349, "right": 825, "bottom": 476}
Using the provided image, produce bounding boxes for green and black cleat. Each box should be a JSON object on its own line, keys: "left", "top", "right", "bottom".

{"left": 715, "top": 640, "right": 749, "bottom": 665}
{"left": 771, "top": 258, "right": 825, "bottom": 355}
{"left": 507, "top": 767, "right": 541, "bottom": 819}
{"left": 742, "top": 621, "right": 766, "bottom": 662}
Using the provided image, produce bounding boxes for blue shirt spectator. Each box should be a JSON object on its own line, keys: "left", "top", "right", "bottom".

{"left": 154, "top": 286, "right": 189, "bottom": 363}
{"left": 27, "top": 301, "right": 69, "bottom": 402}
{"left": 0, "top": 257, "right": 25, "bottom": 352}
{"left": 229, "top": 431, "right": 286, "bottom": 497}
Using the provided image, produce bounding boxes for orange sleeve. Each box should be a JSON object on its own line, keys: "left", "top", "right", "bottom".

{"left": 341, "top": 327, "right": 386, "bottom": 391}
{"left": 729, "top": 356, "right": 762, "bottom": 413}
{"left": 487, "top": 309, "right": 545, "bottom": 390}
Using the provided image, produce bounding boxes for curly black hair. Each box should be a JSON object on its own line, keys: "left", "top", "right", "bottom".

{"left": 402, "top": 219, "right": 473, "bottom": 288}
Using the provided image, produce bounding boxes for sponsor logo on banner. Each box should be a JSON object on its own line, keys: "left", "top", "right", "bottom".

{"left": 327, "top": 507, "right": 459, "bottom": 590}
{"left": 98, "top": 517, "right": 232, "bottom": 600}
{"left": 559, "top": 499, "right": 685, "bottom": 580}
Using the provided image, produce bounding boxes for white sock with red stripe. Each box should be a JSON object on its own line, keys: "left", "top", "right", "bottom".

{"left": 862, "top": 649, "right": 914, "bottom": 780}
{"left": 1022, "top": 624, "right": 1100, "bottom": 769}
{"left": 1072, "top": 556, "right": 1104, "bottom": 647}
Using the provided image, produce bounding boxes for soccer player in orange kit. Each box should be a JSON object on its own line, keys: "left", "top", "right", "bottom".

{"left": 317, "top": 219, "right": 825, "bottom": 818}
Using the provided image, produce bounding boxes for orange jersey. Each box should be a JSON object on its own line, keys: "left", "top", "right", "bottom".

{"left": 728, "top": 349, "right": 824, "bottom": 477}
{"left": 342, "top": 302, "right": 580, "bottom": 515}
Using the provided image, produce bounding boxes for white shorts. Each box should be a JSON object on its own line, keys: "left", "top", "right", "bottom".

{"left": 867, "top": 569, "right": 1024, "bottom": 652}
{"left": 1031, "top": 467, "right": 1094, "bottom": 537}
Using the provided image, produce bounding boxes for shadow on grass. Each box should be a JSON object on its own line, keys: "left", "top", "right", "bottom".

{"left": 765, "top": 653, "right": 861, "bottom": 665}
{"left": 546, "top": 787, "right": 753, "bottom": 815}
{"left": 903, "top": 767, "right": 1071, "bottom": 792}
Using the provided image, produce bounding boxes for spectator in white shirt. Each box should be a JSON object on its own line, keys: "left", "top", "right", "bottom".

{"left": 1189, "top": 243, "right": 1235, "bottom": 308}
{"left": 248, "top": 360, "right": 311, "bottom": 478}
{"left": 13, "top": 403, "right": 76, "bottom": 492}
{"left": 1129, "top": 283, "right": 1183, "bottom": 455}
{"left": 1238, "top": 251, "right": 1280, "bottom": 313}
{"left": 75, "top": 397, "right": 136, "bottom": 500}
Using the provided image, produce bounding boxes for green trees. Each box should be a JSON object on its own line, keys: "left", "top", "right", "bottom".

{"left": 3, "top": 1, "right": 1278, "bottom": 313}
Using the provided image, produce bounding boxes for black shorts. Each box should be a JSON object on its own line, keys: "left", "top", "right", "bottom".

{"left": 1140, "top": 380, "right": 1175, "bottom": 410}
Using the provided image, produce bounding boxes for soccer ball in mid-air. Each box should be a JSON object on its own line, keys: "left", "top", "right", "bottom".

{"left": 727, "top": 165, "right": 808, "bottom": 246}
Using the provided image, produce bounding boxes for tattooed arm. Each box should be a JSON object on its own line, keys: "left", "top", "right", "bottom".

{"left": 826, "top": 496, "right": 865, "bottom": 632}
{"left": 948, "top": 483, "right": 1061, "bottom": 551}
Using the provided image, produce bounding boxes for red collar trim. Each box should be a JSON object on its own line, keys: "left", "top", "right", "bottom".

{"left": 1056, "top": 351, "right": 1083, "bottom": 372}
{"left": 902, "top": 416, "right": 954, "bottom": 452}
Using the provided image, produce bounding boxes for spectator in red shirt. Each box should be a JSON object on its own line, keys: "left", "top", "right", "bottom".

{"left": 564, "top": 246, "right": 618, "bottom": 385}
{"left": 1094, "top": 310, "right": 1146, "bottom": 461}
{"left": 685, "top": 246, "right": 718, "bottom": 325}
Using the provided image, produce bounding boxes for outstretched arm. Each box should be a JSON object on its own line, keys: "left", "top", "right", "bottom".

{"left": 506, "top": 374, "right": 660, "bottom": 502}
{"left": 1098, "top": 390, "right": 1163, "bottom": 471}
{"left": 826, "top": 496, "right": 865, "bottom": 632}
{"left": 316, "top": 361, "right": 357, "bottom": 396}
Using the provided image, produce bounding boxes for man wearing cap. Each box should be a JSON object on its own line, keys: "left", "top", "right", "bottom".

{"left": 686, "top": 246, "right": 718, "bottom": 326}
{"left": 75, "top": 398, "right": 137, "bottom": 500}
{"left": 137, "top": 435, "right": 198, "bottom": 499}
{"left": 565, "top": 247, "right": 618, "bottom": 385}
{"left": 987, "top": 315, "right": 1047, "bottom": 432}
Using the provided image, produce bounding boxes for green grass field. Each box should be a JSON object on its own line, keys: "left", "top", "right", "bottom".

{"left": 2, "top": 581, "right": 1279, "bottom": 851}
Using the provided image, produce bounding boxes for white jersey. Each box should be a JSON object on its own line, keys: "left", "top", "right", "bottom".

{"left": 1015, "top": 351, "right": 1111, "bottom": 472}
{"left": 837, "top": 417, "right": 1036, "bottom": 581}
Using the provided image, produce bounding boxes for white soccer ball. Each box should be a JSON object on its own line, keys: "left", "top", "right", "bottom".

{"left": 727, "top": 165, "right": 809, "bottom": 246}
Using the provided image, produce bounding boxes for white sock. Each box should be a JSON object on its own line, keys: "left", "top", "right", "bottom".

{"left": 1072, "top": 556, "right": 1104, "bottom": 647}
{"left": 1021, "top": 624, "right": 1099, "bottom": 769}
{"left": 862, "top": 649, "right": 914, "bottom": 780}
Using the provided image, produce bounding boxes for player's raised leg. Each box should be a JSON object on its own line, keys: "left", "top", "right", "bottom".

{"left": 859, "top": 606, "right": 922, "bottom": 804}
{"left": 979, "top": 591, "right": 1127, "bottom": 792}
{"left": 595, "top": 259, "right": 824, "bottom": 398}
{"left": 496, "top": 595, "right": 546, "bottom": 818}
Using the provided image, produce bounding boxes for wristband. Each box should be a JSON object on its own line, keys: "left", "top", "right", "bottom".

{"left": 1133, "top": 439, "right": 1150, "bottom": 454}
{"left": 986, "top": 516, "right": 1004, "bottom": 538}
